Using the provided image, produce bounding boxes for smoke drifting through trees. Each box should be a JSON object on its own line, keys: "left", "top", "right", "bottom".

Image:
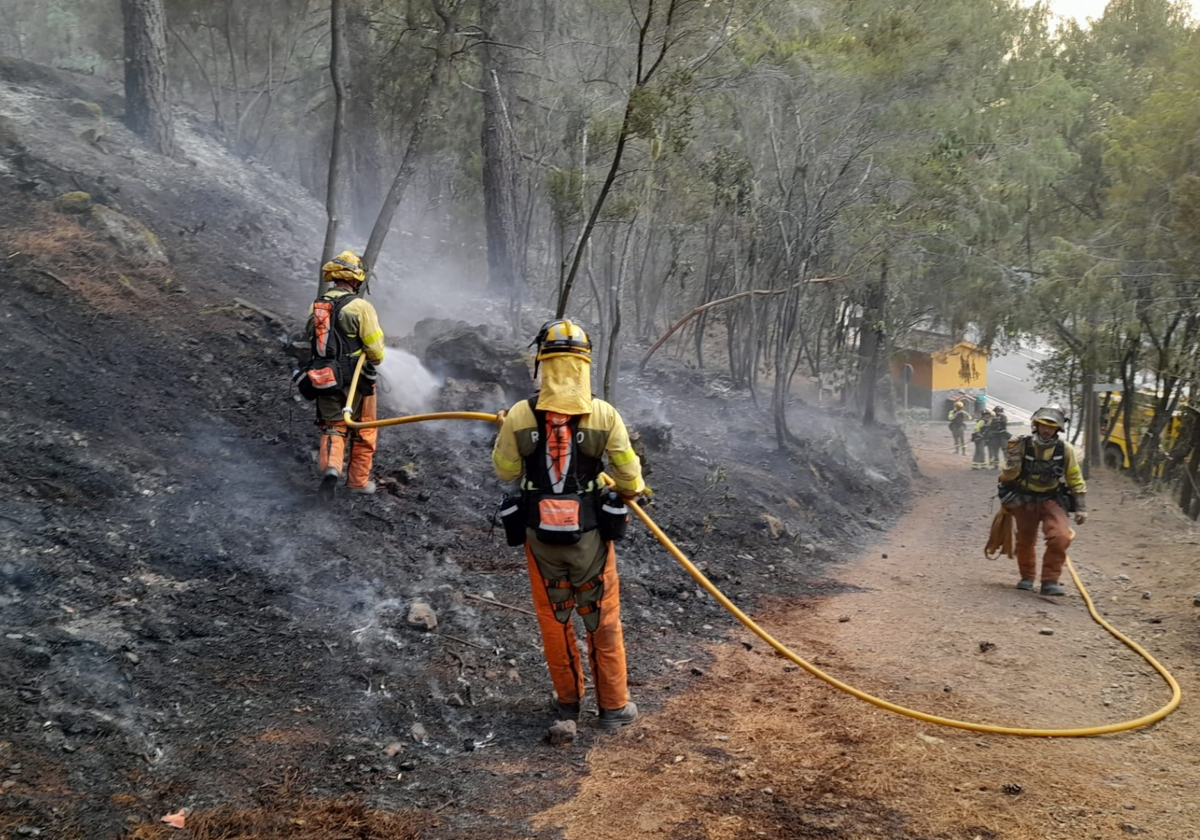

{"left": 7, "top": 0, "right": 1198, "bottom": 507}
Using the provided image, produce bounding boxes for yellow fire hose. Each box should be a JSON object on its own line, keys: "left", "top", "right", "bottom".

{"left": 339, "top": 355, "right": 1181, "bottom": 737}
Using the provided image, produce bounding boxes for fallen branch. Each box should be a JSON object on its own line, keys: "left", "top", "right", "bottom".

{"left": 31, "top": 267, "right": 72, "bottom": 289}
{"left": 465, "top": 593, "right": 536, "bottom": 617}
{"left": 434, "top": 632, "right": 490, "bottom": 650}
{"left": 637, "top": 243, "right": 888, "bottom": 371}
{"left": 639, "top": 284, "right": 814, "bottom": 371}
{"left": 233, "top": 296, "right": 285, "bottom": 324}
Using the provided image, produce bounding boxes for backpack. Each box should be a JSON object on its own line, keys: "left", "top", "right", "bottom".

{"left": 294, "top": 293, "right": 370, "bottom": 401}
{"left": 520, "top": 398, "right": 603, "bottom": 545}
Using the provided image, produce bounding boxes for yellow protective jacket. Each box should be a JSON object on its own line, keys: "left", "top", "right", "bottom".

{"left": 493, "top": 398, "right": 645, "bottom": 496}
{"left": 999, "top": 434, "right": 1087, "bottom": 497}
{"left": 306, "top": 288, "right": 385, "bottom": 366}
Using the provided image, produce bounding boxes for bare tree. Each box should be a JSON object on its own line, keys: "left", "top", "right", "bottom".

{"left": 362, "top": 0, "right": 461, "bottom": 275}
{"left": 858, "top": 258, "right": 887, "bottom": 427}
{"left": 320, "top": 0, "right": 349, "bottom": 292}
{"left": 479, "top": 0, "right": 524, "bottom": 325}
{"left": 554, "top": 0, "right": 687, "bottom": 319}
{"left": 344, "top": 0, "right": 384, "bottom": 233}
{"left": 121, "top": 0, "right": 175, "bottom": 156}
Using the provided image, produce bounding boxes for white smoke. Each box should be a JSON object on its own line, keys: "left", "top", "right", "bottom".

{"left": 375, "top": 348, "right": 441, "bottom": 416}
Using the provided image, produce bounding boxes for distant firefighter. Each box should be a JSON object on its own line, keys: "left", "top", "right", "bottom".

{"left": 986, "top": 405, "right": 1010, "bottom": 469}
{"left": 947, "top": 400, "right": 970, "bottom": 456}
{"left": 297, "top": 251, "right": 385, "bottom": 499}
{"left": 971, "top": 410, "right": 993, "bottom": 470}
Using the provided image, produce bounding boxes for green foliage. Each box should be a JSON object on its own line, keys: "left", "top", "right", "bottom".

{"left": 546, "top": 168, "right": 586, "bottom": 226}
{"left": 16, "top": 0, "right": 1198, "bottom": 456}
{"left": 702, "top": 146, "right": 752, "bottom": 210}
{"left": 627, "top": 85, "right": 667, "bottom": 139}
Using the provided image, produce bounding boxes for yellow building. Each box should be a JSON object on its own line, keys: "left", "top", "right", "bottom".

{"left": 891, "top": 332, "right": 989, "bottom": 414}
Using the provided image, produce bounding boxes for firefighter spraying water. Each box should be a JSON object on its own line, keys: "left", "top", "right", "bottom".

{"left": 294, "top": 251, "right": 385, "bottom": 499}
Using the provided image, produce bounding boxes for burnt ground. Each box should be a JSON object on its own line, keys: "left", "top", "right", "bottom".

{"left": 0, "top": 61, "right": 916, "bottom": 839}
{"left": 533, "top": 428, "right": 1200, "bottom": 840}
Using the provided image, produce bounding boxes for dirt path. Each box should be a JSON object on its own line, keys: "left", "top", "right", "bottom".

{"left": 534, "top": 423, "right": 1200, "bottom": 840}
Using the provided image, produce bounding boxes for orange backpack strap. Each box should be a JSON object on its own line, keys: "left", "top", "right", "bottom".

{"left": 312, "top": 300, "right": 334, "bottom": 357}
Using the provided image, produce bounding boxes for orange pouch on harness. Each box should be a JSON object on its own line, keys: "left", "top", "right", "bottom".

{"left": 535, "top": 496, "right": 583, "bottom": 545}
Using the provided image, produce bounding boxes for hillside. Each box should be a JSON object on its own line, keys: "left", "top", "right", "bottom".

{"left": 0, "top": 59, "right": 915, "bottom": 839}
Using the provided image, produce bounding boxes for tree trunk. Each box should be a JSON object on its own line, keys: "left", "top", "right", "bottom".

{"left": 362, "top": 4, "right": 456, "bottom": 276}
{"left": 603, "top": 218, "right": 637, "bottom": 402}
{"left": 859, "top": 257, "right": 887, "bottom": 427}
{"left": 479, "top": 0, "right": 523, "bottom": 307}
{"left": 1081, "top": 366, "right": 1097, "bottom": 480}
{"left": 320, "top": 0, "right": 349, "bottom": 295}
{"left": 557, "top": 108, "right": 632, "bottom": 319}
{"left": 122, "top": 0, "right": 175, "bottom": 156}
{"left": 344, "top": 0, "right": 384, "bottom": 234}
{"left": 1176, "top": 410, "right": 1200, "bottom": 519}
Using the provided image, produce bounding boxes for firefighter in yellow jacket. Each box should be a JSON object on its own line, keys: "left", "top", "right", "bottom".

{"left": 492, "top": 319, "right": 645, "bottom": 729}
{"left": 970, "top": 410, "right": 993, "bottom": 469}
{"left": 996, "top": 405, "right": 1087, "bottom": 596}
{"left": 947, "top": 400, "right": 969, "bottom": 455}
{"left": 306, "top": 252, "right": 385, "bottom": 499}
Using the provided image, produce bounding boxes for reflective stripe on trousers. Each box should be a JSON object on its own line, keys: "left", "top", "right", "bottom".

{"left": 317, "top": 394, "right": 377, "bottom": 488}
{"left": 525, "top": 529, "right": 629, "bottom": 712}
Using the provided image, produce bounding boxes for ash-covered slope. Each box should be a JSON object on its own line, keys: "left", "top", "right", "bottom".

{"left": 0, "top": 59, "right": 913, "bottom": 839}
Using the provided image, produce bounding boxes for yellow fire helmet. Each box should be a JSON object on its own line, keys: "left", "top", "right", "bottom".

{"left": 1031, "top": 405, "right": 1066, "bottom": 430}
{"left": 533, "top": 319, "right": 592, "bottom": 363}
{"left": 322, "top": 250, "right": 366, "bottom": 284}
{"left": 954, "top": 401, "right": 964, "bottom": 409}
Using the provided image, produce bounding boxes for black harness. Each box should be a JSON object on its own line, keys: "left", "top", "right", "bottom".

{"left": 1006, "top": 436, "right": 1076, "bottom": 511}
{"left": 520, "top": 397, "right": 602, "bottom": 493}
{"left": 294, "top": 292, "right": 375, "bottom": 401}
{"left": 1020, "top": 437, "right": 1066, "bottom": 486}
{"left": 517, "top": 398, "right": 605, "bottom": 542}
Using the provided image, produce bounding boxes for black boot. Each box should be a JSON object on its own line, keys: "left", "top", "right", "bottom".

{"left": 598, "top": 701, "right": 638, "bottom": 730}
{"left": 318, "top": 473, "right": 338, "bottom": 501}
{"left": 552, "top": 698, "right": 581, "bottom": 722}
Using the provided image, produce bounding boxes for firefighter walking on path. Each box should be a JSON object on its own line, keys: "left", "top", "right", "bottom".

{"left": 948, "top": 401, "right": 969, "bottom": 456}
{"left": 304, "top": 251, "right": 385, "bottom": 500}
{"left": 996, "top": 405, "right": 1087, "bottom": 596}
{"left": 492, "top": 319, "right": 646, "bottom": 729}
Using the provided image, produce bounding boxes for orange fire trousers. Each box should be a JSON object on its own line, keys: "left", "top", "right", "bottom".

{"left": 525, "top": 529, "right": 629, "bottom": 712}
{"left": 317, "top": 393, "right": 377, "bottom": 489}
{"left": 1012, "top": 498, "right": 1072, "bottom": 583}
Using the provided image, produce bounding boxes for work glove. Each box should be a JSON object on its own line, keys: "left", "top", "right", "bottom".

{"left": 1074, "top": 511, "right": 1088, "bottom": 525}
{"left": 997, "top": 483, "right": 1020, "bottom": 508}
{"left": 493, "top": 409, "right": 508, "bottom": 426}
{"left": 620, "top": 485, "right": 653, "bottom": 504}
